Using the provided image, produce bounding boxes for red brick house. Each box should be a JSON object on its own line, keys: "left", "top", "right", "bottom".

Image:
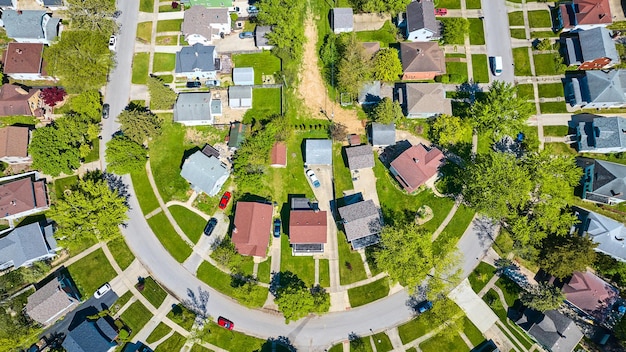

{"left": 400, "top": 42, "right": 445, "bottom": 81}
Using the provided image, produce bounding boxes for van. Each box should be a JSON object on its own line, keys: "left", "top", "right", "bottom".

{"left": 491, "top": 56, "right": 503, "bottom": 76}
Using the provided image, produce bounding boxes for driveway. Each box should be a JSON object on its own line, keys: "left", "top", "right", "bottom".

{"left": 214, "top": 35, "right": 259, "bottom": 54}
{"left": 457, "top": 215, "right": 498, "bottom": 279}
{"left": 481, "top": 0, "right": 515, "bottom": 83}
{"left": 448, "top": 279, "right": 498, "bottom": 333}
{"left": 351, "top": 167, "right": 380, "bottom": 207}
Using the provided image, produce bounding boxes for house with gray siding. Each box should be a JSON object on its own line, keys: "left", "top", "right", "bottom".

{"left": 180, "top": 150, "right": 229, "bottom": 196}
{"left": 563, "top": 27, "right": 619, "bottom": 69}
{"left": 175, "top": 44, "right": 219, "bottom": 81}
{"left": 575, "top": 116, "right": 626, "bottom": 153}
{"left": 564, "top": 69, "right": 626, "bottom": 108}
{"left": 0, "top": 10, "right": 61, "bottom": 44}
{"left": 0, "top": 221, "right": 58, "bottom": 270}
{"left": 577, "top": 157, "right": 626, "bottom": 204}
{"left": 304, "top": 139, "right": 332, "bottom": 166}
{"left": 405, "top": 0, "right": 441, "bottom": 42}
{"left": 331, "top": 8, "right": 353, "bottom": 33}
{"left": 173, "top": 92, "right": 222, "bottom": 126}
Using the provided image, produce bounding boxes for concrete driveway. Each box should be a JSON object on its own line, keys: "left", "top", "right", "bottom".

{"left": 448, "top": 279, "right": 498, "bottom": 333}
{"left": 215, "top": 35, "right": 258, "bottom": 54}
{"left": 351, "top": 167, "right": 380, "bottom": 207}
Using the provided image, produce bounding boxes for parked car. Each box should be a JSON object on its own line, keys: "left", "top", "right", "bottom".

{"left": 94, "top": 283, "right": 111, "bottom": 299}
{"left": 186, "top": 81, "right": 201, "bottom": 88}
{"left": 102, "top": 103, "right": 110, "bottom": 119}
{"left": 434, "top": 8, "right": 447, "bottom": 16}
{"left": 228, "top": 6, "right": 240, "bottom": 13}
{"left": 218, "top": 191, "right": 232, "bottom": 209}
{"left": 417, "top": 300, "right": 433, "bottom": 313}
{"left": 490, "top": 56, "right": 503, "bottom": 76}
{"left": 306, "top": 169, "right": 321, "bottom": 188}
{"left": 239, "top": 31, "right": 254, "bottom": 39}
{"left": 205, "top": 80, "right": 220, "bottom": 87}
{"left": 108, "top": 35, "right": 116, "bottom": 51}
{"left": 217, "top": 316, "right": 234, "bottom": 330}
{"left": 273, "top": 219, "right": 281, "bottom": 238}
{"left": 203, "top": 218, "right": 218, "bottom": 236}
{"left": 247, "top": 5, "right": 258, "bottom": 14}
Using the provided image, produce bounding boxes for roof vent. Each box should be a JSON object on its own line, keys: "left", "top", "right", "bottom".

{"left": 15, "top": 48, "right": 22, "bottom": 54}
{"left": 233, "top": 227, "right": 238, "bottom": 233}
{"left": 10, "top": 200, "right": 15, "bottom": 206}
{"left": 17, "top": 10, "right": 22, "bottom": 15}
{"left": 413, "top": 158, "right": 420, "bottom": 164}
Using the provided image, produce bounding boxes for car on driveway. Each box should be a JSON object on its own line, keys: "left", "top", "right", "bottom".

{"left": 102, "top": 103, "right": 110, "bottom": 119}
{"left": 94, "top": 283, "right": 111, "bottom": 299}
{"left": 217, "top": 316, "right": 234, "bottom": 330}
{"left": 306, "top": 169, "right": 320, "bottom": 188}
{"left": 417, "top": 300, "right": 433, "bottom": 313}
{"left": 186, "top": 81, "right": 201, "bottom": 88}
{"left": 239, "top": 31, "right": 254, "bottom": 39}
{"left": 204, "top": 218, "right": 218, "bottom": 236}
{"left": 273, "top": 219, "right": 281, "bottom": 238}
{"left": 218, "top": 191, "right": 231, "bottom": 209}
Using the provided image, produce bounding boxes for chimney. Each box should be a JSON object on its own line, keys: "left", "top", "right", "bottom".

{"left": 413, "top": 158, "right": 420, "bottom": 164}
{"left": 15, "top": 48, "right": 22, "bottom": 54}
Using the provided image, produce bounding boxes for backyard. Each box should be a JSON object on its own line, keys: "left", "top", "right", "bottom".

{"left": 355, "top": 21, "right": 397, "bottom": 47}
{"left": 243, "top": 88, "right": 282, "bottom": 122}
{"left": 232, "top": 52, "right": 282, "bottom": 85}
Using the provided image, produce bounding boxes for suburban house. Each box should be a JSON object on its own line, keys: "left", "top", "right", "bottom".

{"left": 577, "top": 158, "right": 626, "bottom": 204}
{"left": 338, "top": 199, "right": 382, "bottom": 249}
{"left": 370, "top": 123, "right": 396, "bottom": 147}
{"left": 575, "top": 116, "right": 626, "bottom": 153}
{"left": 573, "top": 207, "right": 626, "bottom": 262}
{"left": 0, "top": 84, "right": 43, "bottom": 117}
{"left": 62, "top": 318, "right": 118, "bottom": 352}
{"left": 227, "top": 122, "right": 247, "bottom": 149}
{"left": 405, "top": 0, "right": 441, "bottom": 42}
{"left": 0, "top": 0, "right": 15, "bottom": 9}
{"left": 182, "top": 6, "right": 231, "bottom": 45}
{"left": 35, "top": 0, "right": 66, "bottom": 10}
{"left": 0, "top": 171, "right": 49, "bottom": 220}
{"left": 232, "top": 201, "right": 273, "bottom": 257}
{"left": 399, "top": 42, "right": 445, "bottom": 80}
{"left": 304, "top": 139, "right": 332, "bottom": 166}
{"left": 0, "top": 10, "right": 61, "bottom": 44}
{"left": 0, "top": 221, "right": 58, "bottom": 270}
{"left": 0, "top": 126, "right": 31, "bottom": 164}
{"left": 558, "top": 0, "right": 612, "bottom": 31}
{"left": 232, "top": 67, "right": 254, "bottom": 85}
{"left": 179, "top": 0, "right": 233, "bottom": 7}
{"left": 564, "top": 69, "right": 626, "bottom": 108}
{"left": 3, "top": 42, "right": 51, "bottom": 80}
{"left": 25, "top": 274, "right": 80, "bottom": 325}
{"left": 395, "top": 83, "right": 452, "bottom": 118}
{"left": 562, "top": 270, "right": 619, "bottom": 325}
{"left": 345, "top": 145, "right": 374, "bottom": 170}
{"left": 228, "top": 85, "right": 252, "bottom": 108}
{"left": 255, "top": 25, "right": 273, "bottom": 50}
{"left": 515, "top": 308, "right": 583, "bottom": 352}
{"left": 562, "top": 27, "right": 619, "bottom": 69}
{"left": 358, "top": 81, "right": 388, "bottom": 106}
{"left": 173, "top": 92, "right": 222, "bottom": 126}
{"left": 331, "top": 8, "right": 353, "bottom": 34}
{"left": 175, "top": 44, "right": 219, "bottom": 81}
{"left": 289, "top": 197, "right": 327, "bottom": 255}
{"left": 389, "top": 143, "right": 444, "bottom": 193}
{"left": 270, "top": 142, "right": 287, "bottom": 168}
{"left": 180, "top": 150, "right": 229, "bottom": 196}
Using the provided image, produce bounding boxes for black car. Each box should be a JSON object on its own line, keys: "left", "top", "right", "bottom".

{"left": 186, "top": 81, "right": 201, "bottom": 88}
{"left": 204, "top": 218, "right": 218, "bottom": 236}
{"left": 102, "top": 103, "right": 110, "bottom": 119}
{"left": 273, "top": 219, "right": 281, "bottom": 238}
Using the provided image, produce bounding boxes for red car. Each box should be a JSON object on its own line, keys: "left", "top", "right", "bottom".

{"left": 218, "top": 191, "right": 231, "bottom": 209}
{"left": 435, "top": 8, "right": 447, "bottom": 16}
{"left": 217, "top": 316, "right": 234, "bottom": 330}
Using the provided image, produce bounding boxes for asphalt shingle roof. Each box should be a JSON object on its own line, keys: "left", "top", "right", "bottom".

{"left": 345, "top": 145, "right": 374, "bottom": 170}
{"left": 180, "top": 151, "right": 229, "bottom": 196}
{"left": 371, "top": 123, "right": 396, "bottom": 146}
{"left": 26, "top": 276, "right": 79, "bottom": 325}
{"left": 0, "top": 222, "right": 56, "bottom": 270}
{"left": 175, "top": 43, "right": 217, "bottom": 73}
{"left": 577, "top": 117, "right": 626, "bottom": 151}
{"left": 406, "top": 0, "right": 440, "bottom": 36}
{"left": 338, "top": 199, "right": 382, "bottom": 242}
{"left": 332, "top": 8, "right": 353, "bottom": 31}
{"left": 400, "top": 42, "right": 445, "bottom": 75}
{"left": 2, "top": 10, "right": 59, "bottom": 42}
{"left": 174, "top": 92, "right": 215, "bottom": 123}
{"left": 305, "top": 139, "right": 332, "bottom": 165}
{"left": 255, "top": 25, "right": 271, "bottom": 48}
{"left": 401, "top": 83, "right": 452, "bottom": 116}
{"left": 62, "top": 319, "right": 116, "bottom": 352}
{"left": 516, "top": 309, "right": 583, "bottom": 352}
{"left": 575, "top": 207, "right": 626, "bottom": 262}
{"left": 579, "top": 27, "right": 619, "bottom": 64}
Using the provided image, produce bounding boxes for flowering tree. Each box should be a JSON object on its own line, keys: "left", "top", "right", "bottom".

{"left": 41, "top": 87, "right": 66, "bottom": 107}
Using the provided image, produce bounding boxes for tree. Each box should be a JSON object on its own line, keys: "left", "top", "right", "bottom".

{"left": 538, "top": 234, "right": 597, "bottom": 279}
{"left": 430, "top": 114, "right": 472, "bottom": 146}
{"left": 520, "top": 282, "right": 565, "bottom": 312}
{"left": 329, "top": 122, "right": 348, "bottom": 141}
{"left": 44, "top": 31, "right": 114, "bottom": 93}
{"left": 535, "top": 39, "right": 553, "bottom": 51}
{"left": 105, "top": 135, "right": 148, "bottom": 174}
{"left": 371, "top": 97, "right": 404, "bottom": 124}
{"left": 66, "top": 0, "right": 117, "bottom": 34}
{"left": 470, "top": 81, "right": 535, "bottom": 135}
{"left": 257, "top": 0, "right": 306, "bottom": 63}
{"left": 337, "top": 33, "right": 372, "bottom": 96}
{"left": 29, "top": 125, "right": 81, "bottom": 176}
{"left": 440, "top": 18, "right": 469, "bottom": 45}
{"left": 372, "top": 48, "right": 402, "bottom": 82}
{"left": 41, "top": 87, "right": 66, "bottom": 107}
{"left": 375, "top": 224, "right": 460, "bottom": 295}
{"left": 49, "top": 174, "right": 129, "bottom": 242}
{"left": 147, "top": 76, "right": 177, "bottom": 110}
{"left": 118, "top": 108, "right": 162, "bottom": 145}
{"left": 69, "top": 90, "right": 102, "bottom": 121}
{"left": 272, "top": 272, "right": 330, "bottom": 322}
{"left": 352, "top": 0, "right": 411, "bottom": 13}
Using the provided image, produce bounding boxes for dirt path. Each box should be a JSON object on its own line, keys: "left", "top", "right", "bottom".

{"left": 297, "top": 13, "right": 364, "bottom": 134}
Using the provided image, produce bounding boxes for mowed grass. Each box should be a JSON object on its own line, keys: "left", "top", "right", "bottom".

{"left": 140, "top": 277, "right": 168, "bottom": 308}
{"left": 471, "top": 54, "right": 489, "bottom": 83}
{"left": 146, "top": 322, "right": 171, "bottom": 343}
{"left": 435, "top": 204, "right": 475, "bottom": 245}
{"left": 337, "top": 232, "right": 368, "bottom": 285}
{"left": 355, "top": 20, "right": 397, "bottom": 47}
{"left": 467, "top": 261, "right": 496, "bottom": 293}
{"left": 372, "top": 332, "right": 394, "bottom": 352}
{"left": 120, "top": 301, "right": 153, "bottom": 337}
{"left": 67, "top": 248, "right": 117, "bottom": 298}
{"left": 533, "top": 53, "right": 563, "bottom": 75}
{"left": 420, "top": 332, "right": 469, "bottom": 352}
{"left": 136, "top": 22, "right": 152, "bottom": 43}
{"left": 196, "top": 261, "right": 267, "bottom": 308}
{"left": 243, "top": 88, "right": 282, "bottom": 120}
{"left": 398, "top": 314, "right": 431, "bottom": 344}
{"left": 510, "top": 28, "right": 527, "bottom": 39}
{"left": 232, "top": 51, "right": 281, "bottom": 84}
{"left": 155, "top": 332, "right": 186, "bottom": 352}
{"left": 508, "top": 11, "right": 524, "bottom": 26}
{"left": 198, "top": 321, "right": 265, "bottom": 350}
{"left": 543, "top": 125, "right": 569, "bottom": 136}
{"left": 348, "top": 277, "right": 390, "bottom": 307}
{"left": 156, "top": 35, "right": 179, "bottom": 45}
{"left": 516, "top": 84, "right": 535, "bottom": 100}
{"left": 540, "top": 101, "right": 568, "bottom": 113}
{"left": 468, "top": 18, "right": 485, "bottom": 45}
{"left": 156, "top": 19, "right": 183, "bottom": 33}
{"left": 139, "top": 0, "right": 153, "bottom": 12}
{"left": 528, "top": 10, "right": 553, "bottom": 28}
{"left": 445, "top": 61, "right": 468, "bottom": 83}
{"left": 130, "top": 168, "right": 161, "bottom": 215}
{"left": 132, "top": 52, "right": 150, "bottom": 84}
{"left": 153, "top": 53, "right": 176, "bottom": 72}
{"left": 537, "top": 83, "right": 564, "bottom": 98}
{"left": 437, "top": 0, "right": 461, "bottom": 9}
{"left": 466, "top": 0, "right": 481, "bottom": 9}
{"left": 544, "top": 142, "right": 577, "bottom": 156}
{"left": 281, "top": 235, "right": 316, "bottom": 286}
{"left": 107, "top": 237, "right": 135, "bottom": 270}
{"left": 169, "top": 205, "right": 206, "bottom": 244}
{"left": 512, "top": 47, "right": 532, "bottom": 76}
{"left": 463, "top": 316, "right": 485, "bottom": 346}
{"left": 147, "top": 212, "right": 192, "bottom": 263}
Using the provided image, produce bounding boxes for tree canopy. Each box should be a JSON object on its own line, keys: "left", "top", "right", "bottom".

{"left": 371, "top": 97, "right": 404, "bottom": 124}
{"left": 440, "top": 18, "right": 469, "bottom": 45}
{"left": 257, "top": 0, "right": 306, "bottom": 65}
{"left": 118, "top": 108, "right": 162, "bottom": 145}
{"left": 147, "top": 77, "right": 177, "bottom": 110}
{"left": 105, "top": 135, "right": 148, "bottom": 174}
{"left": 520, "top": 282, "right": 565, "bottom": 312}
{"left": 538, "top": 234, "right": 597, "bottom": 279}
{"left": 68, "top": 90, "right": 102, "bottom": 121}
{"left": 336, "top": 33, "right": 372, "bottom": 96}
{"left": 430, "top": 114, "right": 472, "bottom": 146}
{"left": 470, "top": 81, "right": 535, "bottom": 136}
{"left": 66, "top": 0, "right": 117, "bottom": 34}
{"left": 272, "top": 271, "right": 330, "bottom": 322}
{"left": 351, "top": 0, "right": 411, "bottom": 13}
{"left": 372, "top": 48, "right": 402, "bottom": 82}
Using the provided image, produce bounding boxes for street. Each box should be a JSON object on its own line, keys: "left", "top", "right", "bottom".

{"left": 482, "top": 0, "right": 515, "bottom": 84}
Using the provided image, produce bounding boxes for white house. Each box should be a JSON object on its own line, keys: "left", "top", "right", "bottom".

{"left": 182, "top": 6, "right": 231, "bottom": 45}
{"left": 405, "top": 0, "right": 441, "bottom": 42}
{"left": 175, "top": 44, "right": 219, "bottom": 80}
{"left": 173, "top": 92, "right": 222, "bottom": 126}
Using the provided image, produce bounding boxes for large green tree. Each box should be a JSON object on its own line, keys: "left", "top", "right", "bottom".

{"left": 430, "top": 114, "right": 472, "bottom": 146}
{"left": 538, "top": 234, "right": 597, "bottom": 279}
{"left": 371, "top": 97, "right": 403, "bottom": 124}
{"left": 118, "top": 108, "right": 162, "bottom": 145}
{"left": 67, "top": 0, "right": 117, "bottom": 34}
{"left": 440, "top": 18, "right": 469, "bottom": 45}
{"left": 272, "top": 272, "right": 330, "bottom": 322}
{"left": 372, "top": 48, "right": 402, "bottom": 82}
{"left": 337, "top": 33, "right": 372, "bottom": 96}
{"left": 29, "top": 126, "right": 81, "bottom": 176}
{"left": 147, "top": 77, "right": 177, "bottom": 110}
{"left": 44, "top": 31, "right": 114, "bottom": 93}
{"left": 352, "top": 0, "right": 411, "bottom": 13}
{"left": 520, "top": 282, "right": 565, "bottom": 312}
{"left": 68, "top": 90, "right": 102, "bottom": 121}
{"left": 470, "top": 81, "right": 535, "bottom": 136}
{"left": 105, "top": 135, "right": 148, "bottom": 174}
{"left": 257, "top": 0, "right": 306, "bottom": 63}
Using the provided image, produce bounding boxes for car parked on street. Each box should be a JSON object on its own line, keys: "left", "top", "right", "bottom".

{"left": 217, "top": 316, "right": 234, "bottom": 330}
{"left": 273, "top": 219, "right": 281, "bottom": 238}
{"left": 108, "top": 35, "right": 117, "bottom": 51}
{"left": 239, "top": 31, "right": 254, "bottom": 39}
{"left": 102, "top": 103, "right": 110, "bottom": 119}
{"left": 417, "top": 300, "right": 433, "bottom": 313}
{"left": 203, "top": 218, "right": 218, "bottom": 236}
{"left": 219, "top": 191, "right": 232, "bottom": 209}
{"left": 306, "top": 169, "right": 320, "bottom": 188}
{"left": 94, "top": 283, "right": 111, "bottom": 299}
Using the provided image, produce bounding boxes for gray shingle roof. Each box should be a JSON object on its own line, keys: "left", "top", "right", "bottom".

{"left": 62, "top": 319, "right": 117, "bottom": 352}
{"left": 1, "top": 10, "right": 59, "bottom": 42}
{"left": 371, "top": 122, "right": 396, "bottom": 146}
{"left": 583, "top": 70, "right": 626, "bottom": 105}
{"left": 175, "top": 44, "right": 217, "bottom": 73}
{"left": 233, "top": 67, "right": 254, "bottom": 85}
{"left": 358, "top": 81, "right": 381, "bottom": 105}
{"left": 577, "top": 117, "right": 626, "bottom": 152}
{"left": 332, "top": 8, "right": 353, "bottom": 31}
{"left": 516, "top": 309, "right": 583, "bottom": 352}
{"left": 26, "top": 276, "right": 79, "bottom": 325}
{"left": 255, "top": 25, "right": 271, "bottom": 48}
{"left": 565, "top": 36, "right": 583, "bottom": 65}
{"left": 574, "top": 207, "right": 626, "bottom": 262}
{"left": 579, "top": 27, "right": 619, "bottom": 64}
{"left": 339, "top": 199, "right": 382, "bottom": 242}
{"left": 0, "top": 0, "right": 13, "bottom": 6}
{"left": 174, "top": 92, "right": 215, "bottom": 123}
{"left": 346, "top": 145, "right": 374, "bottom": 170}
{"left": 42, "top": 0, "right": 63, "bottom": 5}
{"left": 305, "top": 139, "right": 332, "bottom": 165}
{"left": 406, "top": 0, "right": 440, "bottom": 36}
{"left": 400, "top": 83, "right": 452, "bottom": 116}
{"left": 0, "top": 222, "right": 57, "bottom": 270}
{"left": 180, "top": 151, "right": 229, "bottom": 196}
{"left": 228, "top": 85, "right": 252, "bottom": 99}
{"left": 587, "top": 159, "right": 626, "bottom": 202}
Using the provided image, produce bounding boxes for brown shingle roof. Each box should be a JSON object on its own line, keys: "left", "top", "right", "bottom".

{"left": 0, "top": 84, "right": 39, "bottom": 117}
{"left": 289, "top": 210, "right": 327, "bottom": 244}
{"left": 270, "top": 142, "right": 286, "bottom": 167}
{"left": 0, "top": 175, "right": 49, "bottom": 218}
{"left": 390, "top": 144, "right": 443, "bottom": 193}
{"left": 400, "top": 42, "right": 445, "bottom": 75}
{"left": 182, "top": 6, "right": 228, "bottom": 40}
{"left": 3, "top": 42, "right": 45, "bottom": 74}
{"left": 232, "top": 201, "right": 272, "bottom": 257}
{"left": 345, "top": 145, "right": 374, "bottom": 170}
{"left": 403, "top": 83, "right": 452, "bottom": 116}
{"left": 0, "top": 126, "right": 29, "bottom": 158}
{"left": 26, "top": 278, "right": 79, "bottom": 325}
{"left": 563, "top": 271, "right": 619, "bottom": 322}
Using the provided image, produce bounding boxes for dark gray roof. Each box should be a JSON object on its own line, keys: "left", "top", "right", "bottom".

{"left": 228, "top": 85, "right": 252, "bottom": 99}
{"left": 0, "top": 0, "right": 13, "bottom": 6}
{"left": 180, "top": 151, "right": 229, "bottom": 196}
{"left": 406, "top": 0, "right": 440, "bottom": 35}
{"left": 516, "top": 309, "right": 583, "bottom": 352}
{"left": 574, "top": 207, "right": 626, "bottom": 262}
{"left": 174, "top": 92, "right": 214, "bottom": 123}
{"left": 1, "top": 10, "right": 59, "bottom": 41}
{"left": 346, "top": 145, "right": 374, "bottom": 170}
{"left": 565, "top": 36, "right": 583, "bottom": 65}
{"left": 588, "top": 159, "right": 626, "bottom": 202}
{"left": 62, "top": 319, "right": 117, "bottom": 352}
{"left": 358, "top": 81, "right": 381, "bottom": 105}
{"left": 43, "top": 0, "right": 63, "bottom": 6}
{"left": 291, "top": 197, "right": 314, "bottom": 210}
{"left": 233, "top": 67, "right": 254, "bottom": 85}
{"left": 26, "top": 276, "right": 79, "bottom": 325}
{"left": 305, "top": 139, "right": 332, "bottom": 165}
{"left": 175, "top": 44, "right": 217, "bottom": 73}
{"left": 0, "top": 222, "right": 57, "bottom": 270}
{"left": 577, "top": 117, "right": 626, "bottom": 152}
{"left": 255, "top": 25, "right": 271, "bottom": 48}
{"left": 371, "top": 122, "right": 396, "bottom": 146}
{"left": 338, "top": 199, "right": 382, "bottom": 241}
{"left": 568, "top": 70, "right": 626, "bottom": 106}
{"left": 332, "top": 8, "right": 353, "bottom": 30}
{"left": 579, "top": 27, "right": 619, "bottom": 64}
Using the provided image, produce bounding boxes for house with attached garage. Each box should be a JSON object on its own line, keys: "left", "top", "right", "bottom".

{"left": 0, "top": 126, "right": 31, "bottom": 164}
{"left": 562, "top": 27, "right": 619, "bottom": 69}
{"left": 399, "top": 42, "right": 445, "bottom": 80}
{"left": 0, "top": 10, "right": 61, "bottom": 45}
{"left": 395, "top": 83, "right": 452, "bottom": 118}
{"left": 232, "top": 201, "right": 273, "bottom": 258}
{"left": 577, "top": 157, "right": 626, "bottom": 205}
{"left": 405, "top": 0, "right": 441, "bottom": 42}
{"left": 182, "top": 6, "right": 231, "bottom": 46}
{"left": 389, "top": 143, "right": 444, "bottom": 193}
{"left": 173, "top": 92, "right": 222, "bottom": 126}
{"left": 514, "top": 308, "right": 583, "bottom": 352}
{"left": 175, "top": 44, "right": 220, "bottom": 81}
{"left": 574, "top": 116, "right": 626, "bottom": 153}
{"left": 331, "top": 8, "right": 353, "bottom": 34}
{"left": 0, "top": 221, "right": 58, "bottom": 271}
{"left": 304, "top": 139, "right": 332, "bottom": 166}
{"left": 62, "top": 317, "right": 119, "bottom": 352}
{"left": 0, "top": 171, "right": 49, "bottom": 220}
{"left": 564, "top": 69, "right": 626, "bottom": 108}
{"left": 25, "top": 273, "right": 80, "bottom": 326}
{"left": 3, "top": 42, "right": 52, "bottom": 80}
{"left": 558, "top": 0, "right": 612, "bottom": 31}
{"left": 572, "top": 207, "right": 626, "bottom": 262}
{"left": 180, "top": 150, "right": 229, "bottom": 196}
{"left": 289, "top": 197, "right": 327, "bottom": 255}
{"left": 228, "top": 85, "right": 252, "bottom": 108}
{"left": 345, "top": 145, "right": 374, "bottom": 171}
{"left": 370, "top": 122, "right": 396, "bottom": 147}
{"left": 0, "top": 84, "right": 43, "bottom": 117}
{"left": 338, "top": 198, "right": 382, "bottom": 249}
{"left": 232, "top": 67, "right": 254, "bottom": 85}
{"left": 255, "top": 25, "right": 273, "bottom": 50}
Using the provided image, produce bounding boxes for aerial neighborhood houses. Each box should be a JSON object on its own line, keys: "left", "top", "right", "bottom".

{"left": 404, "top": 0, "right": 440, "bottom": 42}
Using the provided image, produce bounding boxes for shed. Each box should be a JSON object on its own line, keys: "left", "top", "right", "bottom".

{"left": 233, "top": 67, "right": 255, "bottom": 86}
{"left": 370, "top": 123, "right": 396, "bottom": 147}
{"left": 331, "top": 8, "right": 354, "bottom": 34}
{"left": 304, "top": 139, "right": 332, "bottom": 165}
{"left": 228, "top": 86, "right": 252, "bottom": 108}
{"left": 270, "top": 142, "right": 287, "bottom": 168}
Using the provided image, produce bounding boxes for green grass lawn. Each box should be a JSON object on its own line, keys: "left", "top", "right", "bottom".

{"left": 155, "top": 74, "right": 174, "bottom": 83}
{"left": 280, "top": 235, "right": 316, "bottom": 286}
{"left": 468, "top": 19, "right": 485, "bottom": 45}
{"left": 471, "top": 54, "right": 489, "bottom": 83}
{"left": 169, "top": 205, "right": 205, "bottom": 244}
{"left": 130, "top": 168, "right": 161, "bottom": 215}
{"left": 531, "top": 30, "right": 558, "bottom": 38}
{"left": 139, "top": 0, "right": 153, "bottom": 12}
{"left": 544, "top": 142, "right": 577, "bottom": 156}
{"left": 243, "top": 88, "right": 282, "bottom": 121}
{"left": 257, "top": 258, "right": 271, "bottom": 283}
{"left": 120, "top": 301, "right": 153, "bottom": 337}
{"left": 159, "top": 4, "right": 180, "bottom": 12}
{"left": 196, "top": 261, "right": 267, "bottom": 308}
{"left": 319, "top": 258, "right": 330, "bottom": 287}
{"left": 495, "top": 277, "right": 522, "bottom": 306}
{"left": 445, "top": 61, "right": 468, "bottom": 83}
{"left": 350, "top": 337, "right": 374, "bottom": 352}
{"left": 467, "top": 261, "right": 495, "bottom": 293}
{"left": 232, "top": 51, "right": 281, "bottom": 84}
{"left": 107, "top": 237, "right": 135, "bottom": 270}
{"left": 372, "top": 332, "right": 393, "bottom": 352}
{"left": 140, "top": 277, "right": 168, "bottom": 308}
{"left": 337, "top": 232, "right": 368, "bottom": 285}
{"left": 153, "top": 53, "right": 176, "bottom": 73}
{"left": 420, "top": 331, "right": 469, "bottom": 352}
{"left": 110, "top": 291, "right": 133, "bottom": 315}
{"left": 198, "top": 321, "right": 265, "bottom": 350}
{"left": 540, "top": 101, "right": 568, "bottom": 113}
{"left": 528, "top": 10, "right": 553, "bottom": 28}
{"left": 167, "top": 304, "right": 196, "bottom": 331}
{"left": 465, "top": 0, "right": 481, "bottom": 9}
{"left": 334, "top": 143, "right": 354, "bottom": 195}
{"left": 512, "top": 47, "right": 532, "bottom": 76}
{"left": 398, "top": 315, "right": 431, "bottom": 344}
{"left": 67, "top": 248, "right": 117, "bottom": 298}
{"left": 156, "top": 35, "right": 179, "bottom": 45}
{"left": 436, "top": 204, "right": 475, "bottom": 245}
{"left": 132, "top": 53, "right": 150, "bottom": 84}
{"left": 348, "top": 278, "right": 390, "bottom": 307}
{"left": 191, "top": 345, "right": 213, "bottom": 352}
{"left": 516, "top": 84, "right": 534, "bottom": 100}
{"left": 510, "top": 29, "right": 526, "bottom": 39}
{"left": 355, "top": 21, "right": 397, "bottom": 47}
{"left": 136, "top": 22, "right": 152, "bottom": 43}
{"left": 83, "top": 138, "right": 100, "bottom": 163}
{"left": 53, "top": 175, "right": 78, "bottom": 200}
{"left": 155, "top": 332, "right": 186, "bottom": 352}
{"left": 508, "top": 12, "right": 525, "bottom": 26}
{"left": 543, "top": 125, "right": 569, "bottom": 136}
{"left": 485, "top": 289, "right": 509, "bottom": 319}
{"left": 146, "top": 322, "right": 172, "bottom": 343}
{"left": 476, "top": 130, "right": 494, "bottom": 155}
{"left": 156, "top": 19, "right": 183, "bottom": 33}
{"left": 437, "top": 0, "right": 461, "bottom": 9}
{"left": 328, "top": 344, "right": 343, "bottom": 352}
{"left": 533, "top": 54, "right": 563, "bottom": 76}
{"left": 463, "top": 316, "right": 485, "bottom": 346}
{"left": 147, "top": 212, "right": 192, "bottom": 263}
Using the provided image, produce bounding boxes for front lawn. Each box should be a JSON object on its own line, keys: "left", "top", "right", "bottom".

{"left": 510, "top": 28, "right": 527, "bottom": 39}
{"left": 136, "top": 22, "right": 152, "bottom": 43}
{"left": 528, "top": 10, "right": 553, "bottom": 28}
{"left": 467, "top": 261, "right": 496, "bottom": 293}
{"left": 198, "top": 321, "right": 265, "bottom": 350}
{"left": 131, "top": 167, "right": 161, "bottom": 215}
{"left": 508, "top": 12, "right": 524, "bottom": 26}
{"left": 159, "top": 4, "right": 181, "bottom": 12}
{"left": 107, "top": 237, "right": 135, "bottom": 270}
{"left": 544, "top": 142, "right": 577, "bottom": 156}
{"left": 196, "top": 261, "right": 267, "bottom": 308}
{"left": 471, "top": 54, "right": 489, "bottom": 83}
{"left": 146, "top": 322, "right": 171, "bottom": 343}
{"left": 436, "top": 204, "right": 475, "bottom": 245}
{"left": 156, "top": 35, "right": 179, "bottom": 45}
{"left": 372, "top": 332, "right": 393, "bottom": 352}
{"left": 468, "top": 19, "right": 485, "bottom": 45}
{"left": 533, "top": 53, "right": 564, "bottom": 76}
{"left": 280, "top": 235, "right": 316, "bottom": 286}
{"left": 355, "top": 21, "right": 397, "bottom": 47}
{"left": 436, "top": 0, "right": 461, "bottom": 9}
{"left": 132, "top": 53, "right": 150, "bottom": 84}
{"left": 167, "top": 304, "right": 196, "bottom": 331}
{"left": 232, "top": 51, "right": 281, "bottom": 84}
{"left": 110, "top": 291, "right": 133, "bottom": 315}
{"left": 257, "top": 259, "right": 271, "bottom": 283}
{"left": 420, "top": 331, "right": 469, "bottom": 352}
{"left": 337, "top": 232, "right": 368, "bottom": 285}
{"left": 348, "top": 278, "right": 390, "bottom": 307}
{"left": 543, "top": 125, "right": 569, "bottom": 136}
{"left": 53, "top": 175, "right": 78, "bottom": 200}
{"left": 465, "top": 0, "right": 481, "bottom": 9}
{"left": 120, "top": 301, "right": 153, "bottom": 338}
{"left": 169, "top": 205, "right": 205, "bottom": 244}
{"left": 243, "top": 88, "right": 282, "bottom": 121}
{"left": 83, "top": 138, "right": 100, "bottom": 163}
{"left": 147, "top": 212, "right": 193, "bottom": 263}
{"left": 139, "top": 0, "right": 153, "bottom": 12}
{"left": 140, "top": 277, "right": 168, "bottom": 308}
{"left": 156, "top": 19, "right": 183, "bottom": 33}
{"left": 319, "top": 258, "right": 330, "bottom": 287}
{"left": 540, "top": 101, "right": 568, "bottom": 113}
{"left": 154, "top": 332, "right": 186, "bottom": 352}
{"left": 445, "top": 61, "right": 468, "bottom": 83}
{"left": 153, "top": 53, "right": 176, "bottom": 73}
{"left": 398, "top": 315, "right": 431, "bottom": 344}
{"left": 67, "top": 248, "right": 117, "bottom": 298}
{"left": 494, "top": 277, "right": 522, "bottom": 306}
{"left": 462, "top": 316, "right": 485, "bottom": 346}
{"left": 516, "top": 84, "right": 534, "bottom": 100}
{"left": 512, "top": 48, "right": 532, "bottom": 76}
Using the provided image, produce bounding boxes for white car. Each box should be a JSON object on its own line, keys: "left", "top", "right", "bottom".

{"left": 306, "top": 169, "right": 321, "bottom": 188}
{"left": 94, "top": 283, "right": 111, "bottom": 299}
{"left": 108, "top": 35, "right": 116, "bottom": 51}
